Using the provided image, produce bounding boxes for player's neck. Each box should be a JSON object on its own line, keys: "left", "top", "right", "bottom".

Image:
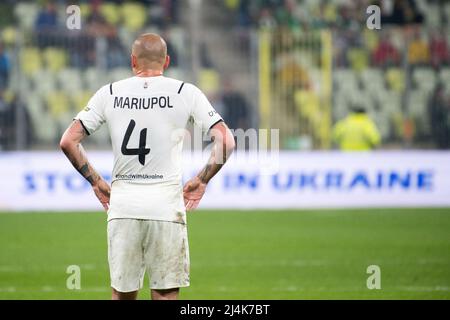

{"left": 135, "top": 69, "right": 164, "bottom": 77}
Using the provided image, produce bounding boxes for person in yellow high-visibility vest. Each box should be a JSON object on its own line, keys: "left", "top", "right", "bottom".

{"left": 332, "top": 105, "right": 381, "bottom": 151}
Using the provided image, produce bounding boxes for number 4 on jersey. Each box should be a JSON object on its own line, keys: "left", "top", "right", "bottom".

{"left": 121, "top": 120, "right": 150, "bottom": 165}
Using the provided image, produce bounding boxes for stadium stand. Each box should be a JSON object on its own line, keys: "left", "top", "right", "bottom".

{"left": 0, "top": 0, "right": 449, "bottom": 150}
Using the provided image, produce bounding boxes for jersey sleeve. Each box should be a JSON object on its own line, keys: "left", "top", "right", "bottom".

{"left": 190, "top": 85, "right": 223, "bottom": 132}
{"left": 74, "top": 85, "right": 108, "bottom": 134}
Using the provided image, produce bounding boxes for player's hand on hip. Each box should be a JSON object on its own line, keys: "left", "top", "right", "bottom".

{"left": 92, "top": 178, "right": 111, "bottom": 211}
{"left": 183, "top": 177, "right": 207, "bottom": 211}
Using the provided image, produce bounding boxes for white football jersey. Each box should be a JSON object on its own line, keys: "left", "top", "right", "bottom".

{"left": 75, "top": 75, "right": 223, "bottom": 222}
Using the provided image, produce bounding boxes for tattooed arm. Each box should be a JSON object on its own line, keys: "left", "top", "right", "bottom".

{"left": 60, "top": 120, "right": 111, "bottom": 211}
{"left": 183, "top": 121, "right": 235, "bottom": 211}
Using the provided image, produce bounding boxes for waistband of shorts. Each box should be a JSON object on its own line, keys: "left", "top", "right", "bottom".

{"left": 111, "top": 179, "right": 182, "bottom": 190}
{"left": 107, "top": 217, "right": 186, "bottom": 225}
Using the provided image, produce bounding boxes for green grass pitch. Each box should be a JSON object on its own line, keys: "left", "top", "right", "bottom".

{"left": 0, "top": 209, "right": 449, "bottom": 299}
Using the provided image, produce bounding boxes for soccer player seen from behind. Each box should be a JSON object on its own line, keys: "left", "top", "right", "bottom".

{"left": 59, "top": 33, "right": 235, "bottom": 300}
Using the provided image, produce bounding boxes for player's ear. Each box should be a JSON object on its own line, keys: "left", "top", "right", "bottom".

{"left": 131, "top": 54, "right": 137, "bottom": 69}
{"left": 163, "top": 55, "right": 170, "bottom": 70}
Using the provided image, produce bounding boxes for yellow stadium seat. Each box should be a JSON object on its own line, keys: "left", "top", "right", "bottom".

{"left": 225, "top": 0, "right": 240, "bottom": 10}
{"left": 46, "top": 91, "right": 70, "bottom": 118}
{"left": 385, "top": 68, "right": 405, "bottom": 92}
{"left": 363, "top": 29, "right": 379, "bottom": 51}
{"left": 294, "top": 89, "right": 327, "bottom": 147}
{"left": 100, "top": 3, "right": 121, "bottom": 25}
{"left": 3, "top": 89, "right": 15, "bottom": 104}
{"left": 20, "top": 47, "right": 42, "bottom": 77}
{"left": 198, "top": 69, "right": 220, "bottom": 95}
{"left": 294, "top": 90, "right": 319, "bottom": 120}
{"left": 391, "top": 112, "right": 404, "bottom": 139}
{"left": 323, "top": 3, "right": 337, "bottom": 23}
{"left": 347, "top": 48, "right": 369, "bottom": 72}
{"left": 71, "top": 91, "right": 93, "bottom": 112}
{"left": 43, "top": 47, "right": 67, "bottom": 73}
{"left": 79, "top": 3, "right": 91, "bottom": 19}
{"left": 2, "top": 27, "right": 17, "bottom": 47}
{"left": 121, "top": 2, "right": 147, "bottom": 32}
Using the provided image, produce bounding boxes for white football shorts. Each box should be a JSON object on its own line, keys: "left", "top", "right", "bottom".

{"left": 107, "top": 218, "right": 190, "bottom": 292}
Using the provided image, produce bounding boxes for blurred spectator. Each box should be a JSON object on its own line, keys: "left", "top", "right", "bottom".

{"left": 0, "top": 90, "right": 9, "bottom": 149}
{"left": 148, "top": 2, "right": 166, "bottom": 28}
{"left": 238, "top": 0, "right": 253, "bottom": 28}
{"left": 332, "top": 105, "right": 381, "bottom": 151}
{"left": 200, "top": 42, "right": 214, "bottom": 68}
{"left": 429, "top": 31, "right": 450, "bottom": 68}
{"left": 408, "top": 31, "right": 430, "bottom": 65}
{"left": 86, "top": 1, "right": 124, "bottom": 68}
{"left": 162, "top": 29, "right": 179, "bottom": 67}
{"left": 221, "top": 79, "right": 251, "bottom": 130}
{"left": 86, "top": 1, "right": 117, "bottom": 38}
{"left": 0, "top": 91, "right": 32, "bottom": 150}
{"left": 35, "top": 1, "right": 58, "bottom": 31}
{"left": 132, "top": 0, "right": 181, "bottom": 26}
{"left": 230, "top": 0, "right": 425, "bottom": 30}
{"left": 372, "top": 32, "right": 401, "bottom": 67}
{"left": 333, "top": 31, "right": 352, "bottom": 67}
{"left": 35, "top": 1, "right": 59, "bottom": 47}
{"left": 163, "top": 0, "right": 179, "bottom": 25}
{"left": 273, "top": 0, "right": 299, "bottom": 29}
{"left": 0, "top": 43, "right": 10, "bottom": 90}
{"left": 382, "top": 0, "right": 424, "bottom": 25}
{"left": 429, "top": 83, "right": 450, "bottom": 149}
{"left": 277, "top": 54, "right": 310, "bottom": 89}
{"left": 259, "top": 7, "right": 277, "bottom": 29}
{"left": 337, "top": 2, "right": 355, "bottom": 29}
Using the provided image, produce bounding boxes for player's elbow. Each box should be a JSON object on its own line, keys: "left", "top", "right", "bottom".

{"left": 210, "top": 121, "right": 235, "bottom": 155}
{"left": 225, "top": 133, "right": 236, "bottom": 155}
{"left": 219, "top": 126, "right": 235, "bottom": 156}
{"left": 59, "top": 134, "right": 71, "bottom": 153}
